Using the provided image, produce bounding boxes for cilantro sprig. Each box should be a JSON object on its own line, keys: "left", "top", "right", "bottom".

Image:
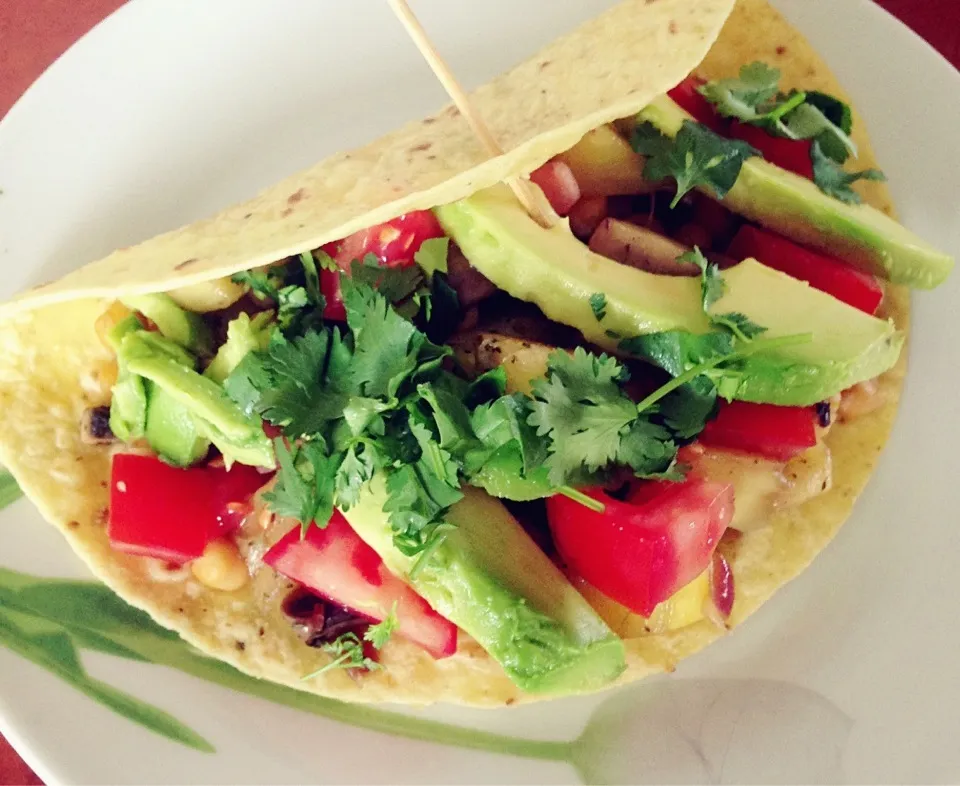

{"left": 696, "top": 62, "right": 885, "bottom": 204}
{"left": 632, "top": 120, "right": 759, "bottom": 207}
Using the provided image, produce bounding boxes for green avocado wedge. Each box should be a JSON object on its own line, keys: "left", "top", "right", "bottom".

{"left": 435, "top": 185, "right": 903, "bottom": 406}
{"left": 637, "top": 96, "right": 954, "bottom": 288}
{"left": 342, "top": 480, "right": 626, "bottom": 695}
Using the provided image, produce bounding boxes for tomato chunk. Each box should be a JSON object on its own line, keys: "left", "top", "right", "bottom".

{"left": 699, "top": 401, "right": 818, "bottom": 462}
{"left": 727, "top": 225, "right": 884, "bottom": 314}
{"left": 319, "top": 210, "right": 447, "bottom": 320}
{"left": 547, "top": 479, "right": 734, "bottom": 618}
{"left": 668, "top": 76, "right": 726, "bottom": 132}
{"left": 109, "top": 454, "right": 268, "bottom": 564}
{"left": 530, "top": 160, "right": 582, "bottom": 216}
{"left": 727, "top": 121, "right": 814, "bottom": 179}
{"left": 264, "top": 513, "right": 457, "bottom": 659}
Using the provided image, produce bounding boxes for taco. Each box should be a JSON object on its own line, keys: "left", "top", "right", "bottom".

{"left": 0, "top": 0, "right": 952, "bottom": 707}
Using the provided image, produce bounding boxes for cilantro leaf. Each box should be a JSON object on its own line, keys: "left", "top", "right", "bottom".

{"left": 231, "top": 267, "right": 284, "bottom": 302}
{"left": 811, "top": 141, "right": 886, "bottom": 205}
{"left": 304, "top": 632, "right": 380, "bottom": 679}
{"left": 264, "top": 439, "right": 337, "bottom": 531}
{"left": 335, "top": 444, "right": 375, "bottom": 509}
{"left": 619, "top": 330, "right": 735, "bottom": 377}
{"left": 589, "top": 292, "right": 607, "bottom": 322}
{"left": 349, "top": 255, "right": 425, "bottom": 307}
{"left": 633, "top": 120, "right": 759, "bottom": 207}
{"left": 711, "top": 311, "right": 767, "bottom": 342}
{"left": 529, "top": 349, "right": 637, "bottom": 485}
{"left": 616, "top": 419, "right": 676, "bottom": 476}
{"left": 697, "top": 62, "right": 782, "bottom": 121}
{"left": 678, "top": 247, "right": 725, "bottom": 311}
{"left": 414, "top": 237, "right": 450, "bottom": 279}
{"left": 364, "top": 607, "right": 399, "bottom": 650}
{"left": 384, "top": 459, "right": 463, "bottom": 557}
{"left": 781, "top": 102, "right": 856, "bottom": 163}
{"left": 254, "top": 330, "right": 351, "bottom": 436}
{"left": 342, "top": 276, "right": 424, "bottom": 400}
{"left": 656, "top": 375, "right": 718, "bottom": 439}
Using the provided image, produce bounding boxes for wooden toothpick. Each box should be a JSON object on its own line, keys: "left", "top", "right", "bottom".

{"left": 387, "top": 0, "right": 557, "bottom": 228}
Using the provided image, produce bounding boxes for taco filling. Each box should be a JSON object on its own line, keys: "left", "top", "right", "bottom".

{"left": 76, "top": 56, "right": 947, "bottom": 697}
{"left": 0, "top": 0, "right": 952, "bottom": 705}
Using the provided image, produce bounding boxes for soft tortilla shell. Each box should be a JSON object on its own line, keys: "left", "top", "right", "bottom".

{"left": 0, "top": 0, "right": 907, "bottom": 706}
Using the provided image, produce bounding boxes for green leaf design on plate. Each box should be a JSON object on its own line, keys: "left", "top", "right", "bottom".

{"left": 0, "top": 606, "right": 213, "bottom": 752}
{"left": 0, "top": 471, "right": 23, "bottom": 510}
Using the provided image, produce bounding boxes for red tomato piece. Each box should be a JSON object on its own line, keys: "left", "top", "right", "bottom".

{"left": 667, "top": 76, "right": 726, "bottom": 132}
{"left": 699, "top": 401, "right": 818, "bottom": 462}
{"left": 546, "top": 479, "right": 734, "bottom": 618}
{"left": 529, "top": 160, "right": 582, "bottom": 216}
{"left": 319, "top": 210, "right": 447, "bottom": 320}
{"left": 727, "top": 121, "right": 814, "bottom": 179}
{"left": 727, "top": 225, "right": 884, "bottom": 314}
{"left": 264, "top": 513, "right": 458, "bottom": 659}
{"left": 109, "top": 454, "right": 269, "bottom": 564}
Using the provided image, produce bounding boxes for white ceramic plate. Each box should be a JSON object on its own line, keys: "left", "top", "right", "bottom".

{"left": 1, "top": 1, "right": 958, "bottom": 783}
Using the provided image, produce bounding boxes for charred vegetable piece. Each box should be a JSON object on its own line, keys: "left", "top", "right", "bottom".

{"left": 450, "top": 332, "right": 553, "bottom": 396}
{"left": 588, "top": 218, "right": 699, "bottom": 276}
{"left": 80, "top": 406, "right": 115, "bottom": 445}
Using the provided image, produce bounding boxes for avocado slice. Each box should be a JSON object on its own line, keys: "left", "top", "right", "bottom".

{"left": 435, "top": 185, "right": 903, "bottom": 406}
{"left": 144, "top": 384, "right": 211, "bottom": 467}
{"left": 121, "top": 293, "right": 214, "bottom": 356}
{"left": 342, "top": 481, "right": 626, "bottom": 694}
{"left": 118, "top": 332, "right": 275, "bottom": 469}
{"left": 109, "top": 368, "right": 147, "bottom": 442}
{"left": 637, "top": 96, "right": 954, "bottom": 288}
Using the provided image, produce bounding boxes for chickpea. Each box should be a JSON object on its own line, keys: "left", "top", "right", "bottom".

{"left": 191, "top": 538, "right": 248, "bottom": 591}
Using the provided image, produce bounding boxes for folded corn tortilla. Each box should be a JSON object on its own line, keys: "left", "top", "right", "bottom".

{"left": 0, "top": 0, "right": 907, "bottom": 705}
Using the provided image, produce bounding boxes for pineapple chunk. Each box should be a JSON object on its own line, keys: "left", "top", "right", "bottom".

{"left": 570, "top": 570, "right": 710, "bottom": 638}
{"left": 555, "top": 125, "right": 654, "bottom": 197}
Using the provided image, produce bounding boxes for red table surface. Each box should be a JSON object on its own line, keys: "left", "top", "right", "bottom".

{"left": 0, "top": 0, "right": 958, "bottom": 783}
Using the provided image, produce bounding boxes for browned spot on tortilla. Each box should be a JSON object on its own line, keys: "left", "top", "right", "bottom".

{"left": 99, "top": 480, "right": 107, "bottom": 489}
{"left": 423, "top": 116, "right": 436, "bottom": 125}
{"left": 427, "top": 154, "right": 437, "bottom": 161}
{"left": 29, "top": 280, "right": 53, "bottom": 291}
{"left": 445, "top": 106, "right": 460, "bottom": 118}
{"left": 235, "top": 640, "right": 246, "bottom": 652}
{"left": 175, "top": 257, "right": 199, "bottom": 270}
{"left": 96, "top": 507, "right": 108, "bottom": 525}
{"left": 411, "top": 142, "right": 432, "bottom": 153}
{"left": 67, "top": 520, "right": 80, "bottom": 530}
{"left": 287, "top": 188, "right": 307, "bottom": 205}
{"left": 243, "top": 212, "right": 253, "bottom": 220}
{"left": 668, "top": 20, "right": 679, "bottom": 34}
{"left": 280, "top": 207, "right": 293, "bottom": 218}
{"left": 776, "top": 45, "right": 787, "bottom": 55}
{"left": 539, "top": 60, "right": 552, "bottom": 71}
